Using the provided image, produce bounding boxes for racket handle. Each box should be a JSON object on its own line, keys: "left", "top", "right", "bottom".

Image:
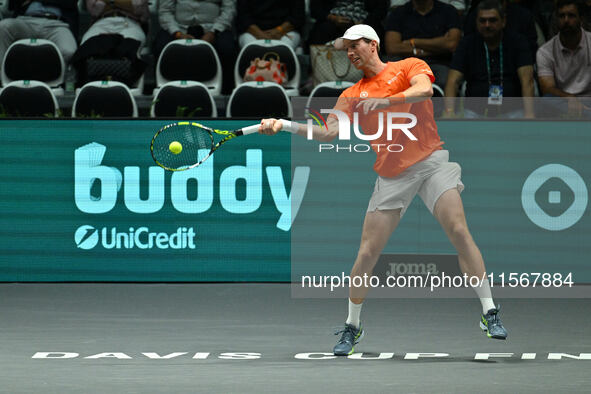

{"left": 279, "top": 119, "right": 300, "bottom": 134}
{"left": 241, "top": 124, "right": 261, "bottom": 135}
{"left": 241, "top": 120, "right": 300, "bottom": 136}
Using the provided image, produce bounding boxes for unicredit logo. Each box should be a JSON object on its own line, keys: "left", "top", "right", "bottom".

{"left": 75, "top": 225, "right": 99, "bottom": 249}
{"left": 74, "top": 225, "right": 196, "bottom": 249}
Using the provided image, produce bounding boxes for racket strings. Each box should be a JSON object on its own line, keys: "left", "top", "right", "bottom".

{"left": 152, "top": 123, "right": 213, "bottom": 170}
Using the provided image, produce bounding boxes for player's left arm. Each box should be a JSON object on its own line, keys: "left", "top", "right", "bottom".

{"left": 260, "top": 74, "right": 434, "bottom": 137}
{"left": 404, "top": 74, "right": 434, "bottom": 102}
{"left": 517, "top": 65, "right": 535, "bottom": 118}
{"left": 355, "top": 73, "right": 433, "bottom": 114}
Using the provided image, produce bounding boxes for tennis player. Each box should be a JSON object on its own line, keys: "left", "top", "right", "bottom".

{"left": 259, "top": 24, "right": 507, "bottom": 356}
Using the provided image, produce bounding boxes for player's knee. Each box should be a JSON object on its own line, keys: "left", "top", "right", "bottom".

{"left": 355, "top": 245, "right": 380, "bottom": 267}
{"left": 448, "top": 222, "right": 470, "bottom": 244}
{"left": 351, "top": 260, "right": 377, "bottom": 277}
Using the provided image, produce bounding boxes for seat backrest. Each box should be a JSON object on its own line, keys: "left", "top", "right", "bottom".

{"left": 72, "top": 81, "right": 138, "bottom": 117}
{"left": 151, "top": 81, "right": 217, "bottom": 118}
{"left": 306, "top": 80, "right": 354, "bottom": 110}
{"left": 234, "top": 40, "right": 300, "bottom": 93}
{"left": 156, "top": 39, "right": 222, "bottom": 96}
{"left": 1, "top": 39, "right": 65, "bottom": 88}
{"left": 226, "top": 81, "right": 292, "bottom": 118}
{"left": 0, "top": 80, "right": 59, "bottom": 117}
{"left": 432, "top": 83, "right": 444, "bottom": 97}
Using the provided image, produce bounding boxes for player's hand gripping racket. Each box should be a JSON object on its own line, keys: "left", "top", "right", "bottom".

{"left": 150, "top": 120, "right": 298, "bottom": 171}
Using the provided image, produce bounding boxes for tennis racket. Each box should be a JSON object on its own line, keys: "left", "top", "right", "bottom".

{"left": 150, "top": 119, "right": 299, "bottom": 171}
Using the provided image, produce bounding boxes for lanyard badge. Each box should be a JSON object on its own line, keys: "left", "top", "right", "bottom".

{"left": 484, "top": 42, "right": 503, "bottom": 105}
{"left": 488, "top": 85, "right": 503, "bottom": 105}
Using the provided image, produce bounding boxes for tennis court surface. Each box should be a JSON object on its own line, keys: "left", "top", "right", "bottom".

{"left": 1, "top": 283, "right": 589, "bottom": 393}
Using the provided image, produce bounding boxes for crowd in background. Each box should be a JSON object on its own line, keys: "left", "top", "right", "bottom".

{"left": 0, "top": 0, "right": 589, "bottom": 118}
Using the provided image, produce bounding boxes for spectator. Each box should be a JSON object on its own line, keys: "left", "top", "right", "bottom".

{"left": 81, "top": 0, "right": 149, "bottom": 45}
{"left": 390, "top": 0, "right": 466, "bottom": 15}
{"left": 385, "top": 0, "right": 461, "bottom": 88}
{"left": 464, "top": 0, "right": 538, "bottom": 60}
{"left": 0, "top": 0, "right": 78, "bottom": 64}
{"left": 307, "top": 0, "right": 389, "bottom": 47}
{"left": 153, "top": 0, "right": 237, "bottom": 94}
{"left": 236, "top": 0, "right": 305, "bottom": 49}
{"left": 444, "top": 0, "right": 535, "bottom": 118}
{"left": 71, "top": 0, "right": 149, "bottom": 86}
{"left": 537, "top": 0, "right": 591, "bottom": 117}
{"left": 549, "top": 0, "right": 591, "bottom": 34}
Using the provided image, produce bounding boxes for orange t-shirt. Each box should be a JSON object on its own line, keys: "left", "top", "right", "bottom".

{"left": 333, "top": 58, "right": 443, "bottom": 177}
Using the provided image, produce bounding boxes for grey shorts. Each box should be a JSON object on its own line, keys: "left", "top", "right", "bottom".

{"left": 367, "top": 150, "right": 464, "bottom": 216}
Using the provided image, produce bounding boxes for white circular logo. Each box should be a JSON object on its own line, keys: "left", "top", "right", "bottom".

{"left": 360, "top": 91, "right": 368, "bottom": 98}
{"left": 521, "top": 164, "right": 588, "bottom": 231}
{"left": 75, "top": 225, "right": 99, "bottom": 249}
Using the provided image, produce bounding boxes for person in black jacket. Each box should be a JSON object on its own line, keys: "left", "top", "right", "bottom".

{"left": 0, "top": 0, "right": 78, "bottom": 63}
{"left": 236, "top": 0, "right": 305, "bottom": 48}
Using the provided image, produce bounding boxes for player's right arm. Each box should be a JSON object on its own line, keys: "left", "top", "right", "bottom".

{"left": 259, "top": 117, "right": 340, "bottom": 142}
{"left": 259, "top": 91, "right": 351, "bottom": 141}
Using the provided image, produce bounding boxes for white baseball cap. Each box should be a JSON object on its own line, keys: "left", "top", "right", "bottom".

{"left": 334, "top": 24, "right": 380, "bottom": 50}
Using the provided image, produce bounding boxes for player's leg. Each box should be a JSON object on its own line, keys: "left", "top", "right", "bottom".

{"left": 418, "top": 155, "right": 491, "bottom": 307}
{"left": 333, "top": 208, "right": 401, "bottom": 356}
{"left": 432, "top": 188, "right": 508, "bottom": 339}
{"left": 350, "top": 208, "right": 402, "bottom": 303}
{"left": 418, "top": 152, "right": 507, "bottom": 339}
{"left": 433, "top": 188, "right": 486, "bottom": 280}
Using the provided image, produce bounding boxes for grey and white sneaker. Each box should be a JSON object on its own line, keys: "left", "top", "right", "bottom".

{"left": 480, "top": 306, "right": 508, "bottom": 340}
{"left": 333, "top": 323, "right": 364, "bottom": 355}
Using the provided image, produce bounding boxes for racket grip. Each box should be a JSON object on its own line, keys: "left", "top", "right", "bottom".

{"left": 279, "top": 119, "right": 300, "bottom": 133}
{"left": 242, "top": 120, "right": 300, "bottom": 136}
{"left": 241, "top": 124, "right": 261, "bottom": 135}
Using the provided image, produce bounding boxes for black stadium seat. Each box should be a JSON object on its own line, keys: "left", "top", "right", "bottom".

{"left": 72, "top": 81, "right": 138, "bottom": 117}
{"left": 151, "top": 81, "right": 217, "bottom": 118}
{"left": 0, "top": 80, "right": 59, "bottom": 117}
{"left": 156, "top": 39, "right": 222, "bottom": 97}
{"left": 1, "top": 39, "right": 65, "bottom": 93}
{"left": 226, "top": 81, "right": 292, "bottom": 118}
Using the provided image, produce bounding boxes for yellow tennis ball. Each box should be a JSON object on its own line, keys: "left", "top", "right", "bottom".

{"left": 169, "top": 141, "right": 182, "bottom": 154}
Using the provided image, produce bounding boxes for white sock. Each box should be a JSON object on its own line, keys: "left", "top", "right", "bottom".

{"left": 471, "top": 278, "right": 496, "bottom": 314}
{"left": 345, "top": 299, "right": 363, "bottom": 328}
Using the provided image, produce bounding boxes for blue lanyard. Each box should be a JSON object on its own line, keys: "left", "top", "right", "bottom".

{"left": 484, "top": 41, "right": 503, "bottom": 87}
